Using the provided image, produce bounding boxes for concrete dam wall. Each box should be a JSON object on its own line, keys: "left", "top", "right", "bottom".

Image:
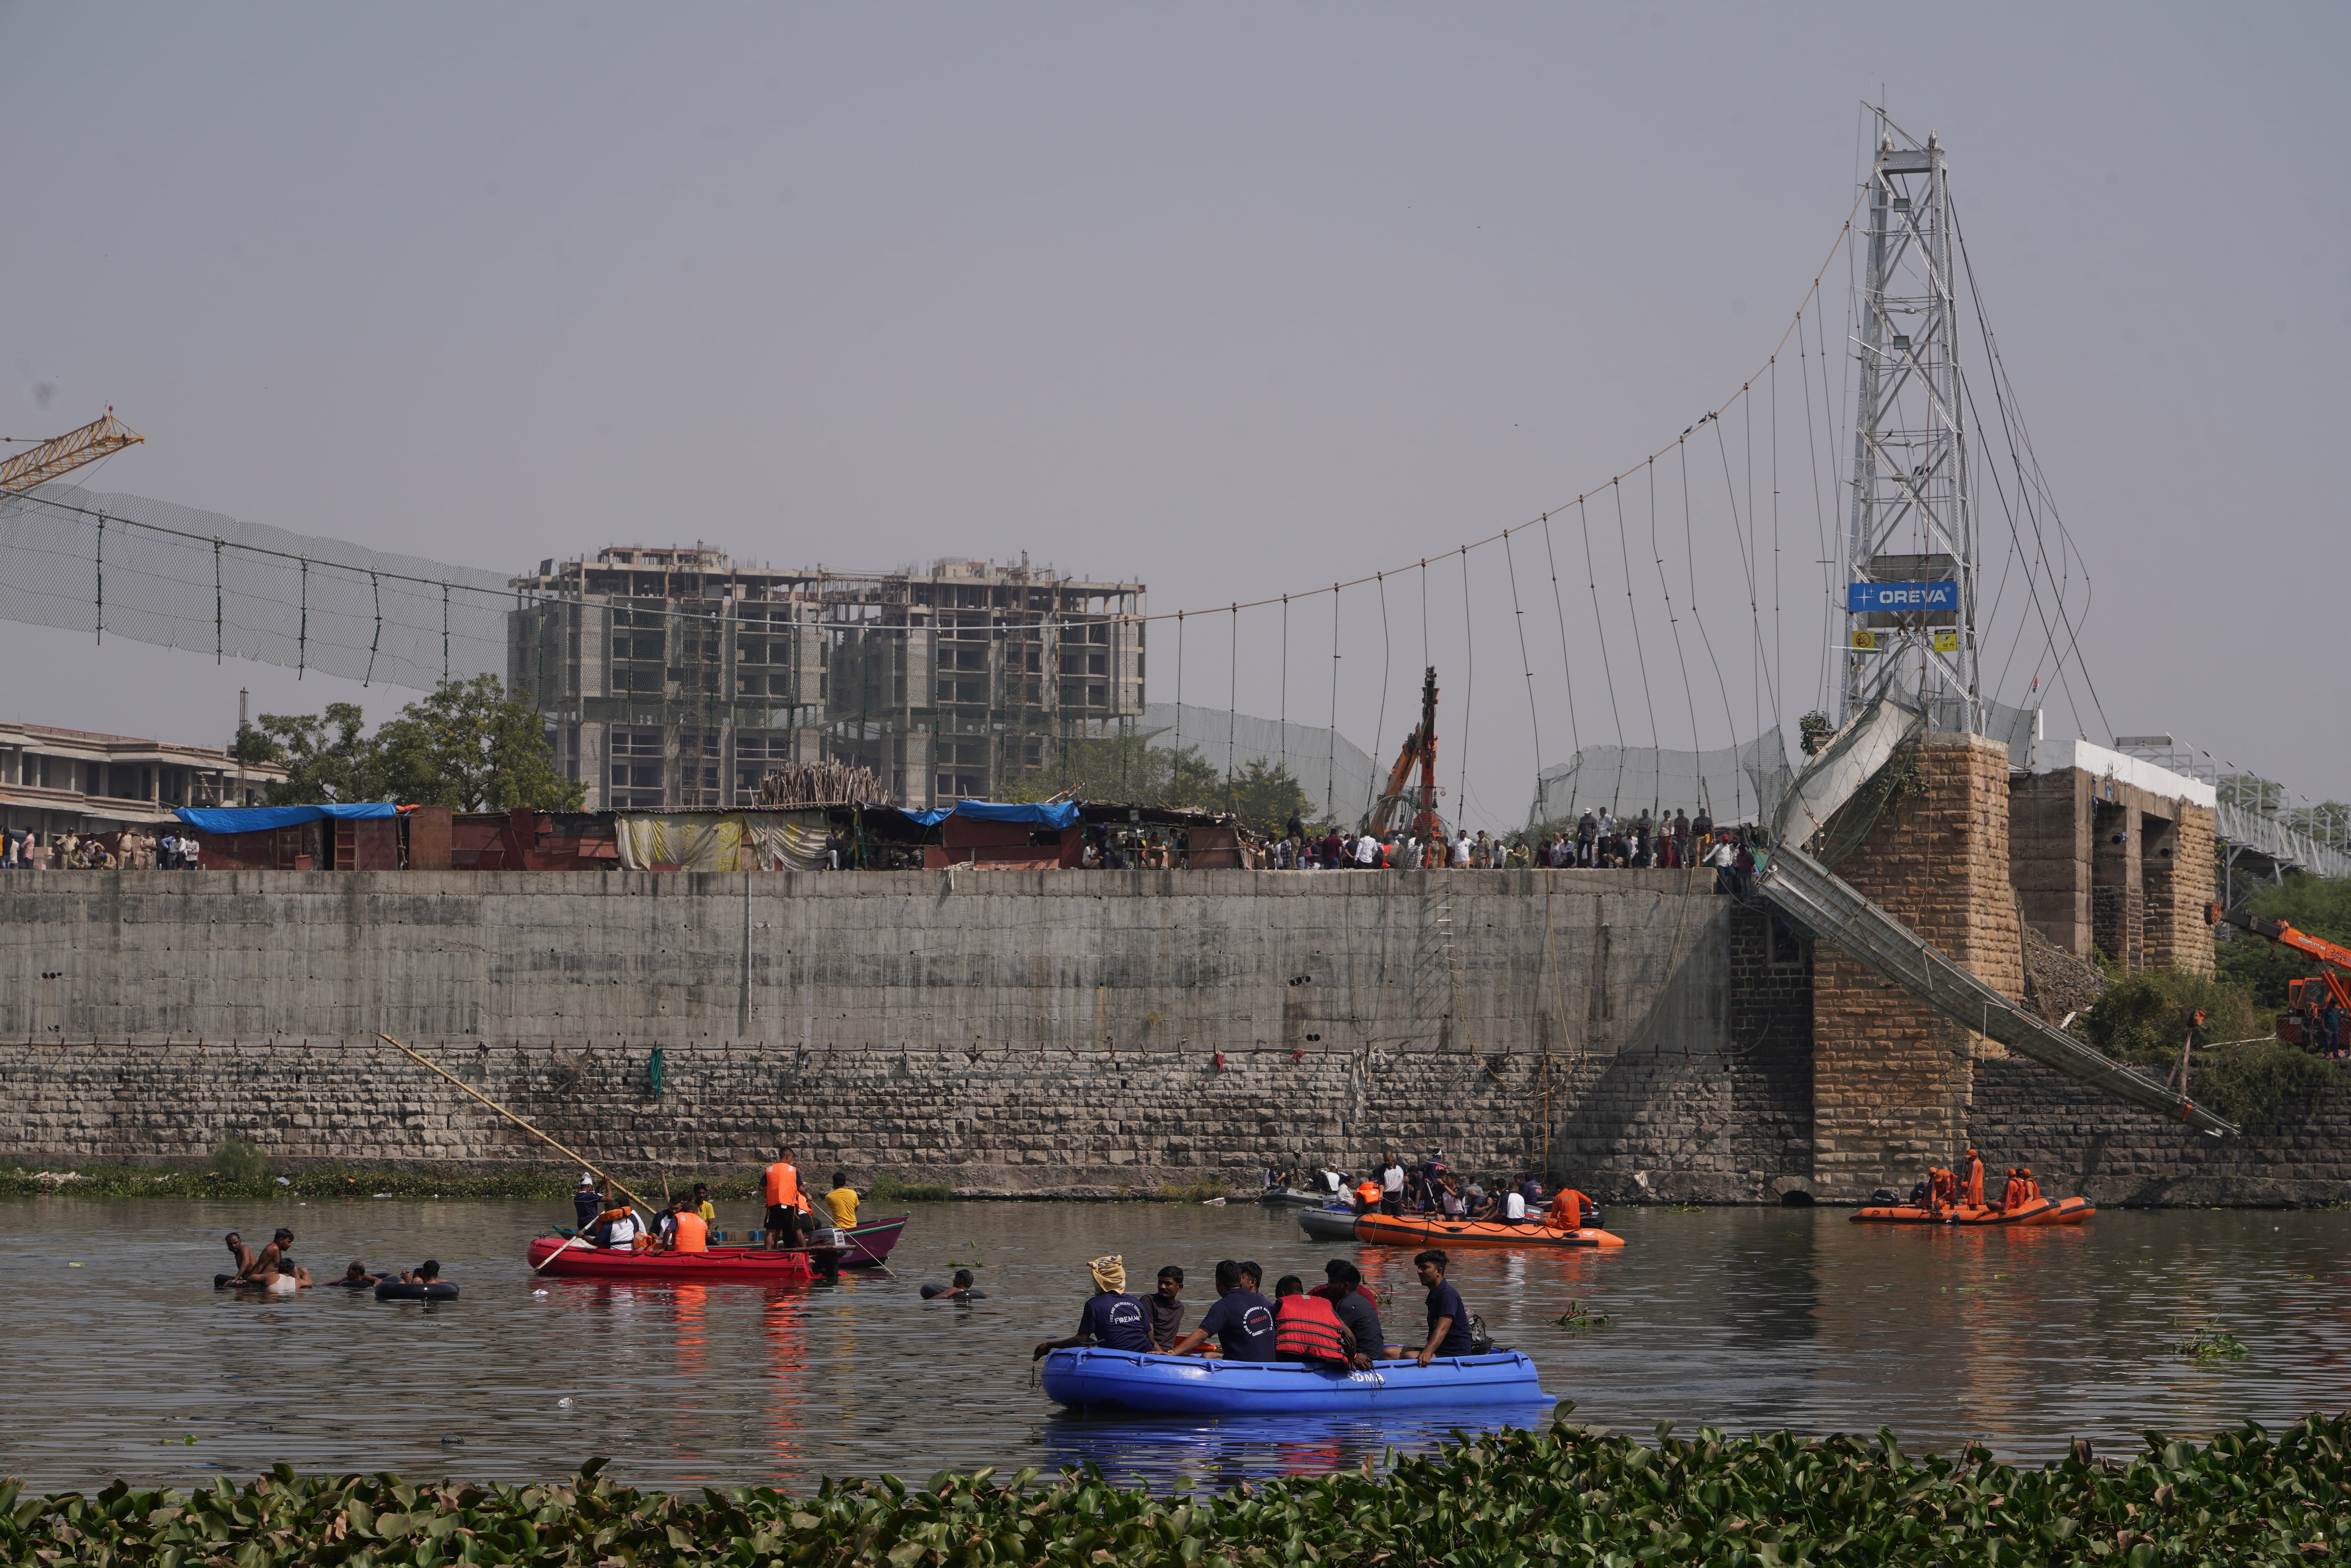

{"left": 0, "top": 868, "right": 1817, "bottom": 1198}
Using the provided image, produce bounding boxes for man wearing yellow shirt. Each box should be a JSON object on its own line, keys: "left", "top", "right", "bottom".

{"left": 822, "top": 1171, "right": 859, "bottom": 1230}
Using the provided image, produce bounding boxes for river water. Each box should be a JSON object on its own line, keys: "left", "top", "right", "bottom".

{"left": 3, "top": 1196, "right": 2345, "bottom": 1494}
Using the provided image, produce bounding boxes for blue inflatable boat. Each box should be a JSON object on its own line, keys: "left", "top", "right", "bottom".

{"left": 1040, "top": 1348, "right": 1547, "bottom": 1414}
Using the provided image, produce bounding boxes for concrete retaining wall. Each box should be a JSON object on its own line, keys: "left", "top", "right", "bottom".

{"left": 0, "top": 868, "right": 1799, "bottom": 1197}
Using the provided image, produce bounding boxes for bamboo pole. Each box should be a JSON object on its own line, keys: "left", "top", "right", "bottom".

{"left": 376, "top": 1032, "right": 663, "bottom": 1220}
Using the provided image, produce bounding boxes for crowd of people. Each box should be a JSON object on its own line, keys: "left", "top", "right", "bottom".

{"left": 1270, "top": 1149, "right": 1600, "bottom": 1231}
{"left": 1030, "top": 1250, "right": 1479, "bottom": 1371}
{"left": 1232, "top": 810, "right": 1764, "bottom": 890}
{"left": 0, "top": 826, "right": 202, "bottom": 869}
{"left": 567, "top": 1147, "right": 861, "bottom": 1254}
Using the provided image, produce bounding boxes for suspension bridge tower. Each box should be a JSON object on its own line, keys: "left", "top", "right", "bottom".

{"left": 1838, "top": 118, "right": 1977, "bottom": 731}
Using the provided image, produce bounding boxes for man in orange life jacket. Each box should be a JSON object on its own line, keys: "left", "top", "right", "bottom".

{"left": 1272, "top": 1274, "right": 1358, "bottom": 1370}
{"left": 668, "top": 1196, "right": 709, "bottom": 1254}
{"left": 765, "top": 1146, "right": 811, "bottom": 1250}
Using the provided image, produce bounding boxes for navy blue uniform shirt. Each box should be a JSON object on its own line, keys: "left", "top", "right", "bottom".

{"left": 1424, "top": 1280, "right": 1474, "bottom": 1356}
{"left": 1075, "top": 1291, "right": 1153, "bottom": 1353}
{"left": 1197, "top": 1288, "right": 1278, "bottom": 1361}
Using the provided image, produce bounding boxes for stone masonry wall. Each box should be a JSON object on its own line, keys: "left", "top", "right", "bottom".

{"left": 0, "top": 867, "right": 1800, "bottom": 1198}
{"left": 1973, "top": 1055, "right": 2351, "bottom": 1206}
{"left": 1810, "top": 734, "right": 2022, "bottom": 1202}
{"left": 2143, "top": 804, "right": 2217, "bottom": 978}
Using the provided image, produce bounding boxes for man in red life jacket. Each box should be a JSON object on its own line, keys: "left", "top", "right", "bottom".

{"left": 1271, "top": 1274, "right": 1357, "bottom": 1370}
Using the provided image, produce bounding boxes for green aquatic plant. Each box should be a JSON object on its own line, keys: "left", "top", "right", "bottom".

{"left": 1155, "top": 1174, "right": 1231, "bottom": 1204}
{"left": 868, "top": 1172, "right": 955, "bottom": 1203}
{"left": 208, "top": 1135, "right": 267, "bottom": 1183}
{"left": 1553, "top": 1300, "right": 1610, "bottom": 1328}
{"left": 14, "top": 1414, "right": 2351, "bottom": 1565}
{"left": 2168, "top": 1321, "right": 2251, "bottom": 1360}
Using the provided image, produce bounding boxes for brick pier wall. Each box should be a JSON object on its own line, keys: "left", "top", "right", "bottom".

{"left": 0, "top": 868, "right": 1806, "bottom": 1198}
{"left": 1809, "top": 734, "right": 2024, "bottom": 1203}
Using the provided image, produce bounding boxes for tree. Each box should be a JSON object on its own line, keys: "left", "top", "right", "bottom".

{"left": 233, "top": 676, "right": 584, "bottom": 813}
{"left": 371, "top": 675, "right": 585, "bottom": 812}
{"left": 237, "top": 702, "right": 377, "bottom": 805}
{"left": 1216, "top": 757, "right": 1313, "bottom": 837}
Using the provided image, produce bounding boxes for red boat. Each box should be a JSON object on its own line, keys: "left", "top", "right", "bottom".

{"left": 528, "top": 1238, "right": 821, "bottom": 1282}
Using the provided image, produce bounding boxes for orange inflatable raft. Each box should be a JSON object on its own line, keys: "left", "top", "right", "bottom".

{"left": 1852, "top": 1154, "right": 2094, "bottom": 1228}
{"left": 1353, "top": 1213, "right": 1627, "bottom": 1250}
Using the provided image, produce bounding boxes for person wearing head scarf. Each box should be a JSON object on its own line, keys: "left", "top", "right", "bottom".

{"left": 1032, "top": 1253, "right": 1152, "bottom": 1359}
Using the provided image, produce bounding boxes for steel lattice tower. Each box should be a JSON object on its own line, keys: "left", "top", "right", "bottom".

{"left": 1838, "top": 119, "right": 1976, "bottom": 729}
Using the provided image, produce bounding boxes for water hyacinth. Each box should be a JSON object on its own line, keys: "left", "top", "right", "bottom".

{"left": 8, "top": 1410, "right": 2350, "bottom": 1566}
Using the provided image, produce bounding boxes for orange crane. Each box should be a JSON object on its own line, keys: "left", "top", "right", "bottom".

{"left": 0, "top": 409, "right": 143, "bottom": 492}
{"left": 2205, "top": 902, "right": 2351, "bottom": 1052}
{"left": 1365, "top": 666, "right": 1444, "bottom": 841}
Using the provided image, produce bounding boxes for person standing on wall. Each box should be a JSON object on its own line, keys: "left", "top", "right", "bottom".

{"left": 765, "top": 1145, "right": 811, "bottom": 1250}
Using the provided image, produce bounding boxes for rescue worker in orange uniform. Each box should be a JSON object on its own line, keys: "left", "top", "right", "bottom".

{"left": 765, "top": 1146, "right": 810, "bottom": 1250}
{"left": 1544, "top": 1188, "right": 1595, "bottom": 1232}
{"left": 1959, "top": 1149, "right": 1986, "bottom": 1211}
{"left": 1271, "top": 1274, "right": 1358, "bottom": 1370}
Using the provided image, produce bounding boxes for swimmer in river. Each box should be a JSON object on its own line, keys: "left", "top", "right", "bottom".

{"left": 332, "top": 1261, "right": 382, "bottom": 1289}
{"left": 920, "top": 1269, "right": 986, "bottom": 1301}
{"left": 397, "top": 1260, "right": 446, "bottom": 1286}
{"left": 248, "top": 1227, "right": 313, "bottom": 1292}
{"left": 224, "top": 1231, "right": 258, "bottom": 1278}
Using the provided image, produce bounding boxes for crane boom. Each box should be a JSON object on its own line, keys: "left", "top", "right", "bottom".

{"left": 0, "top": 411, "right": 143, "bottom": 492}
{"left": 2207, "top": 903, "right": 2351, "bottom": 973}
{"left": 1365, "top": 667, "right": 1444, "bottom": 839}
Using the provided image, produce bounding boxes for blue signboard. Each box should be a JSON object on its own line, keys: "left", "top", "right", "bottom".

{"left": 1846, "top": 580, "right": 1958, "bottom": 615}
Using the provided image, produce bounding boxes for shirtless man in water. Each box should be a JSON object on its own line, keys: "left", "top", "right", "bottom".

{"left": 224, "top": 1232, "right": 258, "bottom": 1277}
{"left": 248, "top": 1227, "right": 313, "bottom": 1291}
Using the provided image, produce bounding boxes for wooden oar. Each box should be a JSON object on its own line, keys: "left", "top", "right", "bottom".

{"left": 375, "top": 1031, "right": 665, "bottom": 1227}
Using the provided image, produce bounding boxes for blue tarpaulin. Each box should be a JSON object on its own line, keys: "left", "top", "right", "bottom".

{"left": 892, "top": 800, "right": 1077, "bottom": 831}
{"left": 948, "top": 799, "right": 1078, "bottom": 828}
{"left": 174, "top": 803, "right": 398, "bottom": 834}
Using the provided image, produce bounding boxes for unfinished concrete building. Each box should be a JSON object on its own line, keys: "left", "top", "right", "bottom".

{"left": 507, "top": 547, "right": 1144, "bottom": 811}
{"left": 2010, "top": 738, "right": 2216, "bottom": 977}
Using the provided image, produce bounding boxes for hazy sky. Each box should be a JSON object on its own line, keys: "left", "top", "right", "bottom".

{"left": 4, "top": 3, "right": 2344, "bottom": 820}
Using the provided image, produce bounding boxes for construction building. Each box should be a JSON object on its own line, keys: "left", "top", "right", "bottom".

{"left": 507, "top": 547, "right": 1145, "bottom": 811}
{"left": 0, "top": 721, "right": 285, "bottom": 842}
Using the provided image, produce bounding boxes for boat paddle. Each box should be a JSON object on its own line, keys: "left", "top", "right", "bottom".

{"left": 375, "top": 1032, "right": 666, "bottom": 1264}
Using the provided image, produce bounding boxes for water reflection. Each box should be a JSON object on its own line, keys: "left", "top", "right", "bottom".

{"left": 4, "top": 1198, "right": 2349, "bottom": 1493}
{"left": 1040, "top": 1404, "right": 1556, "bottom": 1493}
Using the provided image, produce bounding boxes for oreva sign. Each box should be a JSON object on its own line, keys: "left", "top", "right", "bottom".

{"left": 1846, "top": 581, "right": 1958, "bottom": 615}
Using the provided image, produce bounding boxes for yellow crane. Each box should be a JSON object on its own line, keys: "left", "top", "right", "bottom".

{"left": 0, "top": 409, "right": 143, "bottom": 491}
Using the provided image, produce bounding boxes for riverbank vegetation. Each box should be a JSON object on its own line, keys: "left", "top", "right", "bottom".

{"left": 9, "top": 1412, "right": 2348, "bottom": 1565}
